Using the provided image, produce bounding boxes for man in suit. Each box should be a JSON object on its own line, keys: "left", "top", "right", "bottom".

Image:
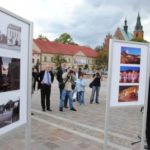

{"left": 145, "top": 78, "right": 150, "bottom": 149}
{"left": 39, "top": 65, "right": 54, "bottom": 112}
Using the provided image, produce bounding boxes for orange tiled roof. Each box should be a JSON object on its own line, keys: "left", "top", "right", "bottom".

{"left": 34, "top": 39, "right": 98, "bottom": 58}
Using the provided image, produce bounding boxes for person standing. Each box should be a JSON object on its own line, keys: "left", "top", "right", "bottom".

{"left": 32, "top": 68, "right": 40, "bottom": 91}
{"left": 39, "top": 65, "right": 54, "bottom": 112}
{"left": 59, "top": 69, "right": 77, "bottom": 112}
{"left": 76, "top": 73, "right": 86, "bottom": 105}
{"left": 90, "top": 69, "right": 102, "bottom": 104}
{"left": 56, "top": 63, "right": 69, "bottom": 108}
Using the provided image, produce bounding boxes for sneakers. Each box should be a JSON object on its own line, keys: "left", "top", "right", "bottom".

{"left": 96, "top": 101, "right": 100, "bottom": 104}
{"left": 70, "top": 107, "right": 77, "bottom": 111}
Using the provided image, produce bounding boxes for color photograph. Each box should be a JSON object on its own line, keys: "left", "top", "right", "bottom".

{"left": 0, "top": 98, "right": 20, "bottom": 128}
{"left": 120, "top": 66, "right": 140, "bottom": 83}
{"left": 118, "top": 86, "right": 139, "bottom": 102}
{"left": 0, "top": 56, "right": 20, "bottom": 92}
{"left": 120, "top": 46, "right": 141, "bottom": 64}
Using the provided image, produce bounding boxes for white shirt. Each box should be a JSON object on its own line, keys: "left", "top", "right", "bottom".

{"left": 42, "top": 71, "right": 51, "bottom": 85}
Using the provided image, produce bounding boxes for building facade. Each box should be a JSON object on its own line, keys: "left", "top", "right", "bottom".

{"left": 33, "top": 39, "right": 98, "bottom": 70}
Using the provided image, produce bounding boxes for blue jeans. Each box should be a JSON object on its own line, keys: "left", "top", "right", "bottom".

{"left": 90, "top": 86, "right": 100, "bottom": 102}
{"left": 78, "top": 91, "right": 84, "bottom": 105}
{"left": 60, "top": 90, "right": 74, "bottom": 109}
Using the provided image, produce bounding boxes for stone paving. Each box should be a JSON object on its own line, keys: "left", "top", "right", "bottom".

{"left": 0, "top": 78, "right": 145, "bottom": 150}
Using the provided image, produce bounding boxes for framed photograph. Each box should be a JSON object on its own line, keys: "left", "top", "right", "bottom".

{"left": 120, "top": 46, "right": 141, "bottom": 64}
{"left": 0, "top": 97, "right": 20, "bottom": 128}
{"left": 118, "top": 85, "right": 139, "bottom": 102}
{"left": 0, "top": 56, "right": 20, "bottom": 92}
{"left": 109, "top": 39, "right": 149, "bottom": 107}
{"left": 119, "top": 66, "right": 140, "bottom": 83}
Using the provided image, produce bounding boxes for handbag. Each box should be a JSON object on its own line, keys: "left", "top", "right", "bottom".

{"left": 89, "top": 82, "right": 93, "bottom": 88}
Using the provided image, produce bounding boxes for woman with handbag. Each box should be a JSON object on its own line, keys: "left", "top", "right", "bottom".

{"left": 90, "top": 69, "right": 102, "bottom": 104}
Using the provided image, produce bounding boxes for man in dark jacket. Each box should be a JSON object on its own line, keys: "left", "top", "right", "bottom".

{"left": 39, "top": 65, "right": 54, "bottom": 112}
{"left": 56, "top": 63, "right": 69, "bottom": 108}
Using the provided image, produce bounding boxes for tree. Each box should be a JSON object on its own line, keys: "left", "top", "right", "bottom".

{"left": 54, "top": 33, "right": 77, "bottom": 45}
{"left": 84, "top": 64, "right": 89, "bottom": 70}
{"left": 38, "top": 34, "right": 48, "bottom": 40}
{"left": 95, "top": 45, "right": 103, "bottom": 52}
{"left": 53, "top": 55, "right": 67, "bottom": 69}
{"left": 97, "top": 50, "right": 109, "bottom": 70}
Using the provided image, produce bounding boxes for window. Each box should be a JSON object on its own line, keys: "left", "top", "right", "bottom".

{"left": 44, "top": 56, "right": 47, "bottom": 62}
{"left": 51, "top": 57, "right": 54, "bottom": 62}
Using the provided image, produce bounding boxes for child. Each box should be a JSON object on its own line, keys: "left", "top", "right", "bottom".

{"left": 75, "top": 73, "right": 86, "bottom": 105}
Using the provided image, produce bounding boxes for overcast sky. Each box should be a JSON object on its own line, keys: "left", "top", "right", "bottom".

{"left": 1, "top": 0, "right": 150, "bottom": 48}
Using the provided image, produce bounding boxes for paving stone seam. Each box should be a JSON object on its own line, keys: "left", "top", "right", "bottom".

{"left": 32, "top": 108, "right": 136, "bottom": 142}
{"left": 32, "top": 115, "right": 132, "bottom": 150}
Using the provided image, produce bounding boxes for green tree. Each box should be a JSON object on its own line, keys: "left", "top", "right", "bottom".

{"left": 97, "top": 50, "right": 109, "bottom": 70}
{"left": 54, "top": 33, "right": 77, "bottom": 45}
{"left": 84, "top": 64, "right": 89, "bottom": 70}
{"left": 38, "top": 34, "right": 48, "bottom": 40}
{"left": 53, "top": 55, "right": 67, "bottom": 69}
{"left": 94, "top": 45, "right": 103, "bottom": 52}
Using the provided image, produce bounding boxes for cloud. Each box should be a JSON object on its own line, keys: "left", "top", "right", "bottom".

{"left": 0, "top": 0, "right": 150, "bottom": 48}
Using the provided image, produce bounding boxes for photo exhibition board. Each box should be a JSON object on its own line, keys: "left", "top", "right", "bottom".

{"left": 109, "top": 39, "right": 149, "bottom": 107}
{"left": 0, "top": 8, "right": 31, "bottom": 135}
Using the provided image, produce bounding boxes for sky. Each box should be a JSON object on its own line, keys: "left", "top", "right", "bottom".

{"left": 0, "top": 0, "right": 150, "bottom": 48}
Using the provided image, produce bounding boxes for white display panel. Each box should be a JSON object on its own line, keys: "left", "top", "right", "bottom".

{"left": 0, "top": 8, "right": 32, "bottom": 135}
{"left": 109, "top": 40, "right": 149, "bottom": 107}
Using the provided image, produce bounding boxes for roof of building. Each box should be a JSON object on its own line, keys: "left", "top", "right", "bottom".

{"left": 120, "top": 28, "right": 133, "bottom": 40}
{"left": 113, "top": 27, "right": 133, "bottom": 41}
{"left": 34, "top": 39, "right": 98, "bottom": 58}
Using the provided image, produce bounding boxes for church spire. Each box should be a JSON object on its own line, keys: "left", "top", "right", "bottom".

{"left": 134, "top": 12, "right": 143, "bottom": 31}
{"left": 124, "top": 17, "right": 128, "bottom": 33}
{"left": 133, "top": 12, "right": 144, "bottom": 40}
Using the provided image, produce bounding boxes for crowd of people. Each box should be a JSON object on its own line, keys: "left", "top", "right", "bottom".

{"left": 32, "top": 64, "right": 150, "bottom": 149}
{"left": 32, "top": 63, "right": 102, "bottom": 112}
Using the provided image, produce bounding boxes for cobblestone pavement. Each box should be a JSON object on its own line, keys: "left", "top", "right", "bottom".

{"left": 0, "top": 78, "right": 145, "bottom": 150}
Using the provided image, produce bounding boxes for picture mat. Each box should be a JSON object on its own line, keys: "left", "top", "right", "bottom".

{"left": 109, "top": 40, "right": 149, "bottom": 107}
{"left": 0, "top": 8, "right": 30, "bottom": 135}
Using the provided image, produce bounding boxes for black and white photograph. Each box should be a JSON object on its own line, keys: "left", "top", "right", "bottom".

{"left": 0, "top": 56, "right": 20, "bottom": 92}
{"left": 0, "top": 98, "right": 20, "bottom": 128}
{"left": 0, "top": 23, "right": 21, "bottom": 50}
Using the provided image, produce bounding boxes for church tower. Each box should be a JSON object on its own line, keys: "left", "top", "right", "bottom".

{"left": 124, "top": 18, "right": 128, "bottom": 33}
{"left": 133, "top": 13, "right": 144, "bottom": 40}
